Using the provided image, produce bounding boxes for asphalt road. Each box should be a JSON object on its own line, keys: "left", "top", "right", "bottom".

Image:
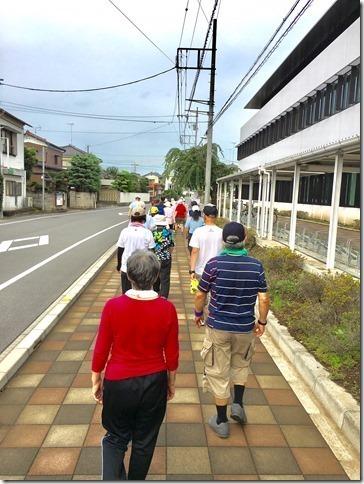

{"left": 0, "top": 207, "right": 129, "bottom": 353}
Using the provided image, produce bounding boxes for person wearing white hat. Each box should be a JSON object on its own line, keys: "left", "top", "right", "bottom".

{"left": 163, "top": 201, "right": 175, "bottom": 231}
{"left": 152, "top": 214, "right": 174, "bottom": 298}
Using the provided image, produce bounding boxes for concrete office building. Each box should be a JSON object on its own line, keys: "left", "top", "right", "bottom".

{"left": 217, "top": 0, "right": 360, "bottom": 276}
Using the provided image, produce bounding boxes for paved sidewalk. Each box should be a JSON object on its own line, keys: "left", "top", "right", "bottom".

{"left": 0, "top": 233, "right": 350, "bottom": 480}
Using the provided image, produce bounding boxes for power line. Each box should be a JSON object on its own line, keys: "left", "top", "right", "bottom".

{"left": 0, "top": 66, "right": 175, "bottom": 93}
{"left": 0, "top": 101, "right": 177, "bottom": 124}
{"left": 89, "top": 123, "right": 173, "bottom": 147}
{"left": 106, "top": 0, "right": 174, "bottom": 64}
{"left": 178, "top": 0, "right": 190, "bottom": 47}
{"left": 213, "top": 0, "right": 314, "bottom": 127}
{"left": 36, "top": 129, "right": 176, "bottom": 135}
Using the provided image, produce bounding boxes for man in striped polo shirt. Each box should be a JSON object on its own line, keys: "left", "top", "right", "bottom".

{"left": 194, "top": 221, "right": 270, "bottom": 438}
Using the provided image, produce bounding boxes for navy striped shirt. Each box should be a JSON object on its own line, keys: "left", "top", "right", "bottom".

{"left": 198, "top": 255, "right": 268, "bottom": 333}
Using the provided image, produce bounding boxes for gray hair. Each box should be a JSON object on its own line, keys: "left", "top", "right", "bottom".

{"left": 223, "top": 239, "right": 245, "bottom": 249}
{"left": 127, "top": 250, "right": 160, "bottom": 290}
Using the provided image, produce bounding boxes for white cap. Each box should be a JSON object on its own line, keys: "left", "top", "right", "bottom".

{"left": 191, "top": 205, "right": 200, "bottom": 212}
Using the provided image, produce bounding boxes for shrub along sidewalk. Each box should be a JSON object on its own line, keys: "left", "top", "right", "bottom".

{"left": 249, "top": 243, "right": 360, "bottom": 402}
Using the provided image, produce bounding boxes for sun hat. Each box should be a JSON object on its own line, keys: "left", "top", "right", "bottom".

{"left": 130, "top": 206, "right": 146, "bottom": 217}
{"left": 154, "top": 214, "right": 168, "bottom": 226}
{"left": 164, "top": 201, "right": 171, "bottom": 207}
{"left": 150, "top": 206, "right": 159, "bottom": 215}
{"left": 222, "top": 221, "right": 246, "bottom": 245}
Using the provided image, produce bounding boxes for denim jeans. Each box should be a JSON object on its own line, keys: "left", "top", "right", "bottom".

{"left": 101, "top": 371, "right": 167, "bottom": 480}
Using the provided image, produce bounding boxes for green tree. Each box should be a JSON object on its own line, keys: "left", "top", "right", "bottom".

{"left": 164, "top": 143, "right": 235, "bottom": 201}
{"left": 49, "top": 170, "right": 69, "bottom": 192}
{"left": 68, "top": 153, "right": 102, "bottom": 192}
{"left": 138, "top": 176, "right": 149, "bottom": 193}
{"left": 24, "top": 147, "right": 38, "bottom": 182}
{"left": 111, "top": 170, "right": 132, "bottom": 192}
{"left": 102, "top": 166, "right": 119, "bottom": 179}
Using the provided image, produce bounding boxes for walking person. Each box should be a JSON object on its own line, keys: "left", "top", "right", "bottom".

{"left": 194, "top": 222, "right": 270, "bottom": 438}
{"left": 189, "top": 204, "right": 223, "bottom": 280}
{"left": 92, "top": 250, "right": 179, "bottom": 480}
{"left": 116, "top": 206, "right": 155, "bottom": 293}
{"left": 145, "top": 206, "right": 159, "bottom": 231}
{"left": 152, "top": 214, "right": 174, "bottom": 298}
{"left": 184, "top": 206, "right": 204, "bottom": 254}
{"left": 164, "top": 200, "right": 175, "bottom": 231}
{"left": 173, "top": 198, "right": 188, "bottom": 232}
{"left": 128, "top": 196, "right": 145, "bottom": 216}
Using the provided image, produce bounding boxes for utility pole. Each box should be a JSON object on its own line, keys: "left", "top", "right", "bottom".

{"left": 42, "top": 145, "right": 45, "bottom": 211}
{"left": 86, "top": 145, "right": 90, "bottom": 153}
{"left": 204, "top": 19, "right": 217, "bottom": 204}
{"left": 195, "top": 107, "right": 199, "bottom": 146}
{"left": 67, "top": 123, "right": 74, "bottom": 145}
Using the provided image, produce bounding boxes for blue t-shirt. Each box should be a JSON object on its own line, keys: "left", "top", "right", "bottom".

{"left": 185, "top": 217, "right": 204, "bottom": 235}
{"left": 198, "top": 255, "right": 267, "bottom": 333}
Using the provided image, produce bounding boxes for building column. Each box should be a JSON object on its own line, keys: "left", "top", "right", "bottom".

{"left": 247, "top": 177, "right": 253, "bottom": 228}
{"left": 237, "top": 178, "right": 243, "bottom": 223}
{"left": 268, "top": 169, "right": 277, "bottom": 240}
{"left": 229, "top": 180, "right": 234, "bottom": 221}
{"left": 326, "top": 152, "right": 344, "bottom": 269}
{"left": 260, "top": 173, "right": 268, "bottom": 238}
{"left": 217, "top": 183, "right": 221, "bottom": 216}
{"left": 256, "top": 171, "right": 263, "bottom": 236}
{"left": 289, "top": 163, "right": 301, "bottom": 250}
{"left": 223, "top": 181, "right": 227, "bottom": 219}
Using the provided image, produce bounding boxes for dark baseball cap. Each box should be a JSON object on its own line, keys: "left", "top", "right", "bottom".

{"left": 203, "top": 204, "right": 218, "bottom": 217}
{"left": 223, "top": 222, "right": 246, "bottom": 245}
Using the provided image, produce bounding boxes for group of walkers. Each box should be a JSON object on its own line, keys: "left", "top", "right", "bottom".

{"left": 91, "top": 193, "right": 270, "bottom": 480}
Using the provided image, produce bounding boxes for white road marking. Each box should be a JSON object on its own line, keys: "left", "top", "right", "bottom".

{"left": 0, "top": 235, "right": 50, "bottom": 252}
{"left": 0, "top": 240, "right": 13, "bottom": 252}
{"left": 9, "top": 243, "right": 39, "bottom": 251}
{"left": 0, "top": 221, "right": 127, "bottom": 292}
{"left": 0, "top": 208, "right": 127, "bottom": 226}
{"left": 38, "top": 235, "right": 49, "bottom": 245}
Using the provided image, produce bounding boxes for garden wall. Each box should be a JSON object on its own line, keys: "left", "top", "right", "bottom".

{"left": 69, "top": 191, "right": 96, "bottom": 209}
{"left": 119, "top": 192, "right": 150, "bottom": 205}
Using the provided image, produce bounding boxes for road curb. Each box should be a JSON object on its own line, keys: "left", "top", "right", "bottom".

{"left": 266, "top": 311, "right": 360, "bottom": 453}
{"left": 0, "top": 244, "right": 117, "bottom": 391}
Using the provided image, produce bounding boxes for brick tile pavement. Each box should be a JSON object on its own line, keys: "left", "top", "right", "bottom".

{"left": 0, "top": 233, "right": 349, "bottom": 480}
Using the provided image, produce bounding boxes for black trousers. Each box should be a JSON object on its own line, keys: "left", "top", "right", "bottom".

{"left": 153, "top": 258, "right": 172, "bottom": 298}
{"left": 101, "top": 371, "right": 167, "bottom": 480}
{"left": 121, "top": 271, "right": 132, "bottom": 294}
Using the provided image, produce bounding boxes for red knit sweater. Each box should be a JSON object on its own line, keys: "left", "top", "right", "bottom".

{"left": 92, "top": 295, "right": 179, "bottom": 380}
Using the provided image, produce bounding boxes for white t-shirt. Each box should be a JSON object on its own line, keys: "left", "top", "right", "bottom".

{"left": 117, "top": 225, "right": 156, "bottom": 272}
{"left": 189, "top": 224, "right": 223, "bottom": 275}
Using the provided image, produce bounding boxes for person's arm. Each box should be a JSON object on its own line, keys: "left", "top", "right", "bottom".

{"left": 164, "top": 304, "right": 179, "bottom": 401}
{"left": 254, "top": 264, "right": 269, "bottom": 337}
{"left": 194, "top": 259, "right": 215, "bottom": 326}
{"left": 91, "top": 303, "right": 113, "bottom": 403}
{"left": 116, "top": 247, "right": 124, "bottom": 272}
{"left": 189, "top": 231, "right": 200, "bottom": 279}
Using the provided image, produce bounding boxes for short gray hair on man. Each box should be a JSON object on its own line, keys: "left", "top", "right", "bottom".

{"left": 127, "top": 250, "right": 161, "bottom": 290}
{"left": 223, "top": 239, "right": 245, "bottom": 249}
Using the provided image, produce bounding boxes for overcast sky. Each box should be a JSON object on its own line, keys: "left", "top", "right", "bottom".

{"left": 1, "top": 0, "right": 335, "bottom": 174}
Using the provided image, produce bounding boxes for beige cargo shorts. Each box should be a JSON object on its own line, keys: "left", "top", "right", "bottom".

{"left": 200, "top": 325, "right": 255, "bottom": 399}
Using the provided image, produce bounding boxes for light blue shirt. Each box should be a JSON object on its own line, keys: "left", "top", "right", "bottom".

{"left": 145, "top": 214, "right": 156, "bottom": 231}
{"left": 185, "top": 217, "right": 204, "bottom": 234}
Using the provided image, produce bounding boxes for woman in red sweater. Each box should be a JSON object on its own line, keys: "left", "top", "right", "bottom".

{"left": 91, "top": 250, "right": 179, "bottom": 480}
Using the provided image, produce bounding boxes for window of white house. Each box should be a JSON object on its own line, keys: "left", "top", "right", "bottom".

{"left": 2, "top": 129, "right": 17, "bottom": 156}
{"left": 5, "top": 180, "right": 22, "bottom": 196}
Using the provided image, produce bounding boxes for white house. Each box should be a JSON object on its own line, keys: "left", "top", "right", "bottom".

{"left": 216, "top": 0, "right": 360, "bottom": 276}
{"left": 0, "top": 109, "right": 31, "bottom": 212}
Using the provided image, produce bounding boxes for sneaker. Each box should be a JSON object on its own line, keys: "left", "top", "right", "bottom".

{"left": 230, "top": 403, "right": 247, "bottom": 424}
{"left": 208, "top": 415, "right": 229, "bottom": 439}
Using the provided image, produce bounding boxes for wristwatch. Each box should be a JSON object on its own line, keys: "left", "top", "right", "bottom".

{"left": 258, "top": 320, "right": 267, "bottom": 326}
{"left": 189, "top": 270, "right": 195, "bottom": 274}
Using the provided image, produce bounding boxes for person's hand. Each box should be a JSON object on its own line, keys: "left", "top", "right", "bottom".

{"left": 167, "top": 382, "right": 175, "bottom": 401}
{"left": 254, "top": 321, "right": 265, "bottom": 337}
{"left": 92, "top": 379, "right": 103, "bottom": 404}
{"left": 195, "top": 316, "right": 204, "bottom": 328}
{"left": 190, "top": 272, "right": 196, "bottom": 280}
